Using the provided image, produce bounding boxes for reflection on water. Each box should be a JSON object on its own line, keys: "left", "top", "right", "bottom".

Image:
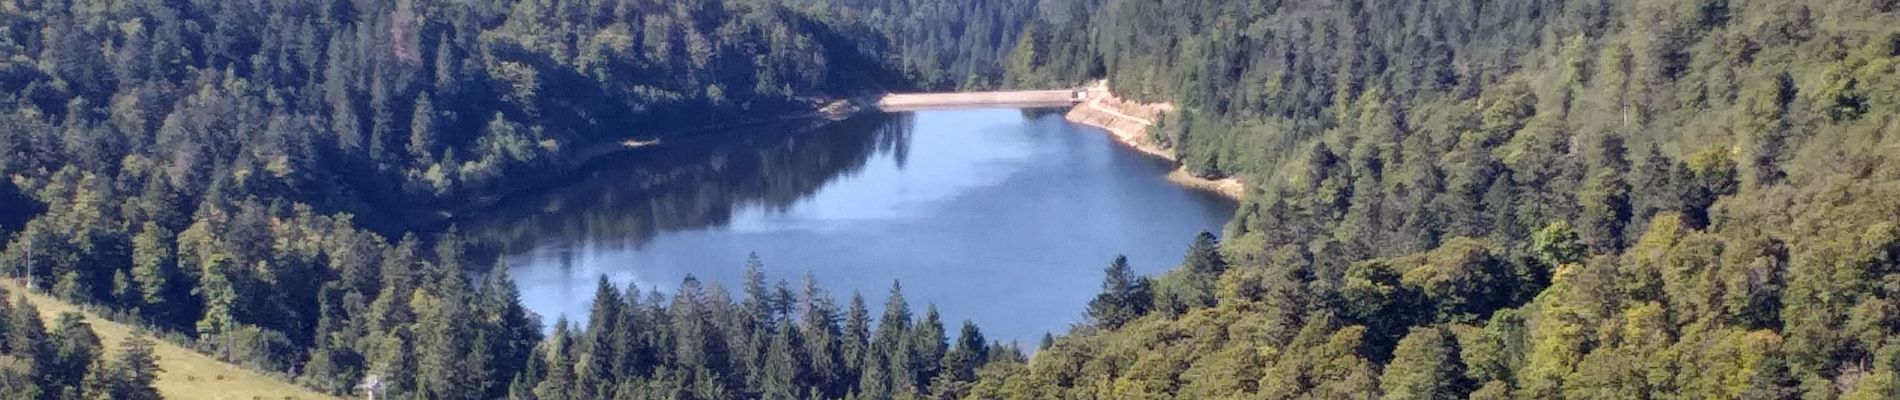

{"left": 461, "top": 113, "right": 916, "bottom": 253}
{"left": 463, "top": 109, "right": 1236, "bottom": 343}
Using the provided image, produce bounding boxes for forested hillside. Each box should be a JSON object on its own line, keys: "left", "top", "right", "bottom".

{"left": 0, "top": 0, "right": 1034, "bottom": 398}
{"left": 987, "top": 0, "right": 1900, "bottom": 398}
{"left": 0, "top": 0, "right": 916, "bottom": 225}
{"left": 9, "top": 0, "right": 1900, "bottom": 398}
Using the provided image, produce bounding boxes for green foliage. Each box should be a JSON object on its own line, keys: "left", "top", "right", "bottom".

{"left": 92, "top": 335, "right": 162, "bottom": 400}
{"left": 1380, "top": 326, "right": 1471, "bottom": 400}
{"left": 7, "top": 0, "right": 1900, "bottom": 398}
{"left": 1087, "top": 255, "right": 1152, "bottom": 329}
{"left": 1154, "top": 232, "right": 1225, "bottom": 316}
{"left": 966, "top": 1, "right": 1900, "bottom": 399}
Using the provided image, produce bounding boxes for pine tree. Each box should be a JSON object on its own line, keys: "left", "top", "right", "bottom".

{"left": 534, "top": 319, "right": 577, "bottom": 400}
{"left": 1087, "top": 255, "right": 1150, "bottom": 329}
{"left": 941, "top": 321, "right": 986, "bottom": 382}
{"left": 842, "top": 292, "right": 871, "bottom": 388}
{"left": 743, "top": 254, "right": 771, "bottom": 327}
{"left": 508, "top": 339, "right": 548, "bottom": 400}
{"left": 47, "top": 313, "right": 101, "bottom": 393}
{"left": 800, "top": 273, "right": 844, "bottom": 396}
{"left": 670, "top": 275, "right": 725, "bottom": 374}
{"left": 414, "top": 270, "right": 476, "bottom": 399}
{"left": 6, "top": 295, "right": 52, "bottom": 392}
{"left": 739, "top": 255, "right": 771, "bottom": 393}
{"left": 1184, "top": 231, "right": 1226, "bottom": 276}
{"left": 577, "top": 277, "right": 622, "bottom": 399}
{"left": 408, "top": 93, "right": 438, "bottom": 162}
{"left": 81, "top": 356, "right": 119, "bottom": 400}
{"left": 1154, "top": 232, "right": 1227, "bottom": 315}
{"left": 611, "top": 282, "right": 648, "bottom": 380}
{"left": 910, "top": 305, "right": 947, "bottom": 391}
{"left": 482, "top": 261, "right": 541, "bottom": 394}
{"left": 303, "top": 285, "right": 360, "bottom": 394}
{"left": 761, "top": 323, "right": 809, "bottom": 400}
{"left": 109, "top": 335, "right": 161, "bottom": 400}
{"left": 865, "top": 282, "right": 916, "bottom": 397}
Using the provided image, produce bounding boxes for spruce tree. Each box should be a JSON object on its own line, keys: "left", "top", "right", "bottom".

{"left": 305, "top": 284, "right": 367, "bottom": 395}
{"left": 5, "top": 295, "right": 51, "bottom": 393}
{"left": 413, "top": 271, "right": 476, "bottom": 399}
{"left": 1087, "top": 255, "right": 1150, "bottom": 329}
{"left": 481, "top": 261, "right": 540, "bottom": 392}
{"left": 910, "top": 305, "right": 947, "bottom": 391}
{"left": 800, "top": 273, "right": 845, "bottom": 396}
{"left": 669, "top": 275, "right": 725, "bottom": 374}
{"left": 761, "top": 323, "right": 809, "bottom": 400}
{"left": 79, "top": 357, "right": 114, "bottom": 400}
{"left": 1184, "top": 231, "right": 1226, "bottom": 276}
{"left": 611, "top": 282, "right": 648, "bottom": 379}
{"left": 47, "top": 313, "right": 100, "bottom": 393}
{"left": 534, "top": 319, "right": 577, "bottom": 400}
{"left": 578, "top": 277, "right": 622, "bottom": 398}
{"left": 866, "top": 282, "right": 916, "bottom": 397}
{"left": 841, "top": 292, "right": 871, "bottom": 387}
{"left": 941, "top": 321, "right": 987, "bottom": 382}
{"left": 742, "top": 254, "right": 771, "bottom": 328}
{"left": 408, "top": 93, "right": 438, "bottom": 162}
{"left": 110, "top": 335, "right": 161, "bottom": 400}
{"left": 739, "top": 256, "right": 771, "bottom": 393}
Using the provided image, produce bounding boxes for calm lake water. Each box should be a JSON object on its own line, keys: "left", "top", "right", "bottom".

{"left": 462, "top": 108, "right": 1237, "bottom": 343}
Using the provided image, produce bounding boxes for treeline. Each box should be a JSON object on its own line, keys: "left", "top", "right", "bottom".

{"left": 4, "top": 181, "right": 1012, "bottom": 399}
{"left": 980, "top": 0, "right": 1900, "bottom": 398}
{"left": 0, "top": 286, "right": 161, "bottom": 400}
{"left": 516, "top": 260, "right": 1018, "bottom": 400}
{"left": 769, "top": 0, "right": 1044, "bottom": 91}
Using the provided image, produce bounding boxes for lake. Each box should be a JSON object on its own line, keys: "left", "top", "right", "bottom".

{"left": 461, "top": 108, "right": 1237, "bottom": 344}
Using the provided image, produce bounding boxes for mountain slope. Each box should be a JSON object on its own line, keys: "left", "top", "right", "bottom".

{"left": 980, "top": 0, "right": 1900, "bottom": 398}
{"left": 0, "top": 281, "right": 333, "bottom": 400}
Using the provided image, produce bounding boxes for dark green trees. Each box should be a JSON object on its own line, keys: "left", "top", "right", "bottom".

{"left": 0, "top": 289, "right": 137, "bottom": 399}
{"left": 502, "top": 264, "right": 996, "bottom": 400}
{"left": 760, "top": 323, "right": 809, "bottom": 400}
{"left": 1086, "top": 255, "right": 1152, "bottom": 329}
{"left": 87, "top": 335, "right": 162, "bottom": 400}
{"left": 1380, "top": 326, "right": 1471, "bottom": 400}
{"left": 963, "top": 0, "right": 1900, "bottom": 397}
{"left": 46, "top": 313, "right": 100, "bottom": 394}
{"left": 1155, "top": 232, "right": 1226, "bottom": 316}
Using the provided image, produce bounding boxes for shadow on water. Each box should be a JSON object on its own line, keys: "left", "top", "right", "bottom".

{"left": 455, "top": 112, "right": 914, "bottom": 260}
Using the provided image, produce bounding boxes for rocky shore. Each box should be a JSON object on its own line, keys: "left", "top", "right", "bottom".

{"left": 1064, "top": 83, "right": 1245, "bottom": 200}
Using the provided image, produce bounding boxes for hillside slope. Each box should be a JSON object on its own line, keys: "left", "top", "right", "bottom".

{"left": 0, "top": 281, "right": 332, "bottom": 400}
{"left": 982, "top": 0, "right": 1900, "bottom": 398}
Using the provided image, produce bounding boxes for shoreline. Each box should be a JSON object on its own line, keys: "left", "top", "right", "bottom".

{"left": 1062, "top": 84, "right": 1246, "bottom": 201}
{"left": 436, "top": 90, "right": 1243, "bottom": 226}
